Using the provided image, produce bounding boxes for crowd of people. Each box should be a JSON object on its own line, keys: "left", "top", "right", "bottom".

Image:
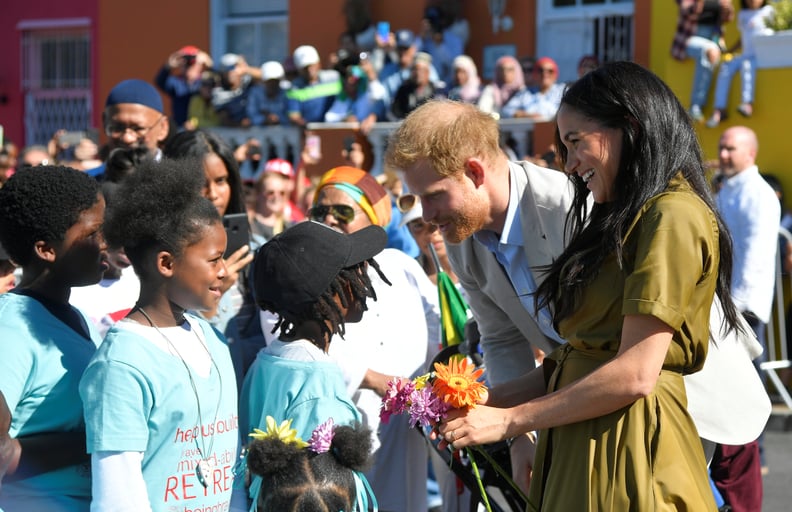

{"left": 148, "top": 10, "right": 577, "bottom": 134}
{"left": 0, "top": 7, "right": 781, "bottom": 510}
{"left": 672, "top": 0, "right": 775, "bottom": 128}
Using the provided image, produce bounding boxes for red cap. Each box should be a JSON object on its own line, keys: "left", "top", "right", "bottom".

{"left": 264, "top": 158, "right": 295, "bottom": 179}
{"left": 535, "top": 56, "right": 558, "bottom": 75}
{"left": 179, "top": 45, "right": 200, "bottom": 56}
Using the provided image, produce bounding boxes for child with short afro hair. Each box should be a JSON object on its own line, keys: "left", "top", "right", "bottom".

{"left": 79, "top": 157, "right": 239, "bottom": 511}
{"left": 0, "top": 165, "right": 106, "bottom": 509}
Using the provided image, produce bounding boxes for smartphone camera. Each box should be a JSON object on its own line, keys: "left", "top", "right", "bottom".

{"left": 377, "top": 21, "right": 390, "bottom": 43}
{"left": 58, "top": 131, "right": 86, "bottom": 146}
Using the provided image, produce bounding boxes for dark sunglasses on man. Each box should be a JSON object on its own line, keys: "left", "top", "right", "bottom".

{"left": 309, "top": 204, "right": 356, "bottom": 225}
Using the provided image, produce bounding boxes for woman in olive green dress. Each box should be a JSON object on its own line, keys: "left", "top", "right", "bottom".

{"left": 436, "top": 61, "right": 744, "bottom": 510}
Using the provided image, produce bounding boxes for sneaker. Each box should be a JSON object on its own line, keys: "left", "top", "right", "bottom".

{"left": 689, "top": 105, "right": 704, "bottom": 122}
{"left": 737, "top": 103, "right": 753, "bottom": 117}
{"left": 706, "top": 110, "right": 723, "bottom": 128}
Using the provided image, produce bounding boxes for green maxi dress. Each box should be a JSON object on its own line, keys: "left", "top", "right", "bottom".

{"left": 527, "top": 177, "right": 719, "bottom": 511}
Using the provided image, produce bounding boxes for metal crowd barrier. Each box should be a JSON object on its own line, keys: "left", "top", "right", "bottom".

{"left": 207, "top": 118, "right": 539, "bottom": 176}
{"left": 208, "top": 125, "right": 303, "bottom": 163}
{"left": 763, "top": 227, "right": 792, "bottom": 408}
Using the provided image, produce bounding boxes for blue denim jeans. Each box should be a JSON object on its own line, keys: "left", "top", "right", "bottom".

{"left": 685, "top": 25, "right": 721, "bottom": 109}
{"left": 713, "top": 54, "right": 757, "bottom": 110}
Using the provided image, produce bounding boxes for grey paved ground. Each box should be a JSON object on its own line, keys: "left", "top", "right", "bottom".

{"left": 763, "top": 406, "right": 792, "bottom": 512}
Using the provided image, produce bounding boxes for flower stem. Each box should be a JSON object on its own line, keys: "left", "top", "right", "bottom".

{"left": 472, "top": 445, "right": 532, "bottom": 506}
{"left": 466, "top": 447, "right": 493, "bottom": 512}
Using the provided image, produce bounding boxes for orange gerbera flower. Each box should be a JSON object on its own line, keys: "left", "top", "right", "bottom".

{"left": 432, "top": 356, "right": 486, "bottom": 409}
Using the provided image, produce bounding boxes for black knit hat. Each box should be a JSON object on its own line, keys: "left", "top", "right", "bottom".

{"left": 252, "top": 221, "right": 386, "bottom": 312}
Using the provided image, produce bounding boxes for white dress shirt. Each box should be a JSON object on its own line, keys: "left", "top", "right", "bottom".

{"left": 717, "top": 165, "right": 780, "bottom": 322}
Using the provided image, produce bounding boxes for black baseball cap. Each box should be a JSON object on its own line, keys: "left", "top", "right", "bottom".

{"left": 252, "top": 221, "right": 387, "bottom": 313}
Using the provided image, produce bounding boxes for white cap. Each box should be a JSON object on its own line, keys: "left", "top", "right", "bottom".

{"left": 260, "top": 61, "right": 285, "bottom": 81}
{"left": 220, "top": 53, "right": 241, "bottom": 72}
{"left": 399, "top": 200, "right": 424, "bottom": 228}
{"left": 293, "top": 45, "right": 320, "bottom": 69}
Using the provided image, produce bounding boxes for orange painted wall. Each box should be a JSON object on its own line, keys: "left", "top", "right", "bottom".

{"left": 290, "top": 0, "right": 536, "bottom": 83}
{"left": 96, "top": 1, "right": 210, "bottom": 130}
{"left": 289, "top": 0, "right": 347, "bottom": 62}
{"left": 371, "top": 1, "right": 536, "bottom": 73}
{"left": 633, "top": 0, "right": 651, "bottom": 67}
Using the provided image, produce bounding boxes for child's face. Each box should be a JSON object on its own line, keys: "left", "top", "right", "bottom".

{"left": 0, "top": 260, "right": 16, "bottom": 293}
{"left": 53, "top": 195, "right": 109, "bottom": 287}
{"left": 169, "top": 222, "right": 227, "bottom": 312}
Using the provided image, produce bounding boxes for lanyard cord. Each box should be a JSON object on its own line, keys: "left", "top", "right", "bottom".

{"left": 138, "top": 307, "right": 222, "bottom": 460}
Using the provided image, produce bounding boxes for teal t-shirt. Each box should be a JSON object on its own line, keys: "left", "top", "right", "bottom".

{"left": 79, "top": 314, "right": 239, "bottom": 512}
{"left": 240, "top": 343, "right": 361, "bottom": 510}
{"left": 0, "top": 292, "right": 100, "bottom": 511}
{"left": 240, "top": 347, "right": 361, "bottom": 439}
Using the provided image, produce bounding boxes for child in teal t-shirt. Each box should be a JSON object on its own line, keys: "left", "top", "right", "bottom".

{"left": 79, "top": 158, "right": 239, "bottom": 511}
{"left": 241, "top": 220, "right": 388, "bottom": 511}
{"left": 0, "top": 165, "right": 106, "bottom": 511}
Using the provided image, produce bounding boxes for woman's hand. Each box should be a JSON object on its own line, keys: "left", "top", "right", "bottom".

{"left": 434, "top": 403, "right": 513, "bottom": 451}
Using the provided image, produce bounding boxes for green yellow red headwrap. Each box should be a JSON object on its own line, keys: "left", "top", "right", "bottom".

{"left": 314, "top": 166, "right": 392, "bottom": 227}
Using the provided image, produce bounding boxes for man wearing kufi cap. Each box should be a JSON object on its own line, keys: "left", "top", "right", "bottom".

{"left": 86, "top": 79, "right": 169, "bottom": 179}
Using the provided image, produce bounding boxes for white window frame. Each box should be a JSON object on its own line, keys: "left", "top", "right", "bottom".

{"left": 210, "top": 0, "right": 289, "bottom": 66}
{"left": 535, "top": 0, "right": 634, "bottom": 82}
{"left": 17, "top": 18, "right": 92, "bottom": 145}
{"left": 538, "top": 0, "right": 634, "bottom": 21}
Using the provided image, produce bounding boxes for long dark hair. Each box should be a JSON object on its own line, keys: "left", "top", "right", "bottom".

{"left": 535, "top": 61, "right": 740, "bottom": 334}
{"left": 163, "top": 129, "right": 246, "bottom": 215}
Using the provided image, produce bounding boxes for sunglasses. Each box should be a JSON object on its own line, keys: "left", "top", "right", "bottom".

{"left": 309, "top": 204, "right": 357, "bottom": 224}
{"left": 396, "top": 193, "right": 419, "bottom": 213}
{"left": 408, "top": 219, "right": 438, "bottom": 234}
{"left": 536, "top": 67, "right": 556, "bottom": 75}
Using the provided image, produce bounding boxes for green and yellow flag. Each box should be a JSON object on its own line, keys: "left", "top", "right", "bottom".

{"left": 429, "top": 245, "right": 470, "bottom": 348}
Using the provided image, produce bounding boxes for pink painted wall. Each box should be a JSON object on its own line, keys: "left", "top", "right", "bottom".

{"left": 0, "top": 0, "right": 98, "bottom": 147}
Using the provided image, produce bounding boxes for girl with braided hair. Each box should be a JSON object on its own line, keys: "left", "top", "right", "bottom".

{"left": 240, "top": 220, "right": 388, "bottom": 510}
{"left": 247, "top": 420, "right": 374, "bottom": 511}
